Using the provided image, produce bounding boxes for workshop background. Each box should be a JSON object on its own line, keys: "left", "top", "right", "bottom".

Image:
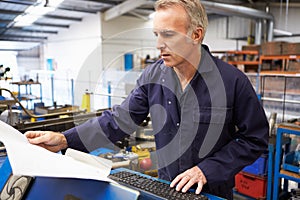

{"left": 0, "top": 0, "right": 300, "bottom": 199}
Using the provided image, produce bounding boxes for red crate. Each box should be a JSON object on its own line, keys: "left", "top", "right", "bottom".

{"left": 235, "top": 172, "right": 267, "bottom": 199}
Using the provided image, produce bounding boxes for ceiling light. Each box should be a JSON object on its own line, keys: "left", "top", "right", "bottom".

{"left": 13, "top": 0, "right": 63, "bottom": 27}
{"left": 25, "top": 6, "right": 55, "bottom": 15}
{"left": 46, "top": 0, "right": 64, "bottom": 7}
{"left": 14, "top": 15, "right": 40, "bottom": 27}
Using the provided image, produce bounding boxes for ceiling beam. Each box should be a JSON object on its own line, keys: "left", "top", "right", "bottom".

{"left": 0, "top": 37, "right": 45, "bottom": 43}
{"left": 104, "top": 0, "right": 149, "bottom": 21}
{"left": 82, "top": 0, "right": 115, "bottom": 6}
{"left": 0, "top": 9, "right": 23, "bottom": 15}
{"left": 0, "top": 0, "right": 35, "bottom": 6}
{"left": 128, "top": 11, "right": 149, "bottom": 21}
{"left": 254, "top": 2, "right": 300, "bottom": 8}
{"left": 9, "top": 28, "right": 58, "bottom": 34}
{"left": 56, "top": 6, "right": 97, "bottom": 14}
{"left": 0, "top": 34, "right": 47, "bottom": 40}
{"left": 33, "top": 22, "right": 70, "bottom": 28}
{"left": 0, "top": 37, "right": 43, "bottom": 43}
{"left": 43, "top": 14, "right": 82, "bottom": 22}
{"left": 0, "top": 19, "right": 13, "bottom": 24}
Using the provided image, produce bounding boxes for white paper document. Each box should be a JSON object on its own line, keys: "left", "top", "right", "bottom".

{"left": 0, "top": 121, "right": 113, "bottom": 182}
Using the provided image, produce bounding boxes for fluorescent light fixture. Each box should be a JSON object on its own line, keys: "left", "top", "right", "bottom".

{"left": 273, "top": 28, "right": 293, "bottom": 36}
{"left": 14, "top": 15, "right": 40, "bottom": 27}
{"left": 47, "top": 0, "right": 64, "bottom": 7}
{"left": 25, "top": 6, "right": 55, "bottom": 15}
{"left": 13, "top": 0, "right": 63, "bottom": 27}
{"left": 14, "top": 6, "right": 55, "bottom": 27}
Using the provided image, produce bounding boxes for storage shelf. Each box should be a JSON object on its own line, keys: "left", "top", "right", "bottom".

{"left": 259, "top": 71, "right": 300, "bottom": 76}
{"left": 260, "top": 55, "right": 300, "bottom": 72}
{"left": 228, "top": 61, "right": 259, "bottom": 65}
{"left": 212, "top": 50, "right": 259, "bottom": 72}
{"left": 11, "top": 81, "right": 41, "bottom": 86}
{"left": 10, "top": 81, "right": 42, "bottom": 111}
{"left": 273, "top": 124, "right": 300, "bottom": 200}
{"left": 258, "top": 74, "right": 300, "bottom": 122}
{"left": 0, "top": 99, "right": 16, "bottom": 105}
{"left": 261, "top": 97, "right": 300, "bottom": 105}
{"left": 260, "top": 55, "right": 300, "bottom": 61}
{"left": 280, "top": 169, "right": 300, "bottom": 181}
{"left": 212, "top": 50, "right": 259, "bottom": 55}
{"left": 19, "top": 94, "right": 41, "bottom": 100}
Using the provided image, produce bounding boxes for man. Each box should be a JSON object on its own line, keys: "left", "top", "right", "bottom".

{"left": 25, "top": 0, "right": 269, "bottom": 199}
{"left": 0, "top": 65, "right": 4, "bottom": 77}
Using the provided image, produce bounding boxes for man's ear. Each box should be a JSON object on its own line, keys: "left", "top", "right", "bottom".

{"left": 192, "top": 27, "right": 203, "bottom": 44}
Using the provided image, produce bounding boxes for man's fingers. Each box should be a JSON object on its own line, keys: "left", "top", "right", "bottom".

{"left": 24, "top": 131, "right": 66, "bottom": 153}
{"left": 170, "top": 174, "right": 184, "bottom": 187}
{"left": 24, "top": 131, "right": 41, "bottom": 138}
{"left": 195, "top": 181, "right": 204, "bottom": 194}
{"left": 175, "top": 175, "right": 190, "bottom": 192}
{"left": 181, "top": 177, "right": 196, "bottom": 193}
{"left": 170, "top": 166, "right": 207, "bottom": 195}
{"left": 27, "top": 137, "right": 44, "bottom": 144}
{"left": 26, "top": 132, "right": 48, "bottom": 144}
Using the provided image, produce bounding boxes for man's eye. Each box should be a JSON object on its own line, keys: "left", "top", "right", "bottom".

{"left": 161, "top": 31, "right": 175, "bottom": 37}
{"left": 153, "top": 32, "right": 158, "bottom": 37}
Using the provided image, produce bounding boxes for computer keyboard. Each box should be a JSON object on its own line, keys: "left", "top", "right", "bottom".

{"left": 109, "top": 169, "right": 209, "bottom": 200}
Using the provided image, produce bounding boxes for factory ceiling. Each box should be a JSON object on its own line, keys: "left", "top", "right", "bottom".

{"left": 0, "top": 0, "right": 299, "bottom": 51}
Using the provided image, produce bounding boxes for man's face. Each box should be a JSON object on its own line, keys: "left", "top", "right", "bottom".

{"left": 153, "top": 5, "right": 196, "bottom": 68}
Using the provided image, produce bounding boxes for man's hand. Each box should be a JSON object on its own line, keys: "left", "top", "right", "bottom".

{"left": 25, "top": 131, "right": 68, "bottom": 153}
{"left": 170, "top": 166, "right": 207, "bottom": 194}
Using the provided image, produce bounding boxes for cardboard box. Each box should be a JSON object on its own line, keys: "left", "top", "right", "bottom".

{"left": 261, "top": 41, "right": 287, "bottom": 55}
{"left": 282, "top": 42, "right": 300, "bottom": 55}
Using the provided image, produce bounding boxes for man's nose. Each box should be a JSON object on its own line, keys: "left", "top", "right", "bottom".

{"left": 156, "top": 36, "right": 166, "bottom": 50}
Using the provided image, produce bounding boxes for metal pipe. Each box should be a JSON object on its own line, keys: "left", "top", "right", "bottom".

{"left": 51, "top": 75, "right": 54, "bottom": 105}
{"left": 269, "top": 112, "right": 277, "bottom": 136}
{"left": 71, "top": 78, "right": 74, "bottom": 106}
{"left": 201, "top": 1, "right": 274, "bottom": 42}
{"left": 255, "top": 19, "right": 262, "bottom": 44}
{"left": 267, "top": 20, "right": 274, "bottom": 41}
{"left": 201, "top": 1, "right": 274, "bottom": 20}
{"left": 261, "top": 97, "right": 300, "bottom": 104}
{"left": 285, "top": 0, "right": 289, "bottom": 31}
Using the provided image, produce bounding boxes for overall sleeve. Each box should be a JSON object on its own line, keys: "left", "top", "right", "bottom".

{"left": 63, "top": 71, "right": 151, "bottom": 153}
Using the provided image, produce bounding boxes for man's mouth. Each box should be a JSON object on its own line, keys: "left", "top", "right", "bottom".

{"left": 161, "top": 53, "right": 171, "bottom": 58}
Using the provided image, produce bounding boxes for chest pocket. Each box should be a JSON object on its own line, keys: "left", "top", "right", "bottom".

{"left": 193, "top": 106, "right": 233, "bottom": 124}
